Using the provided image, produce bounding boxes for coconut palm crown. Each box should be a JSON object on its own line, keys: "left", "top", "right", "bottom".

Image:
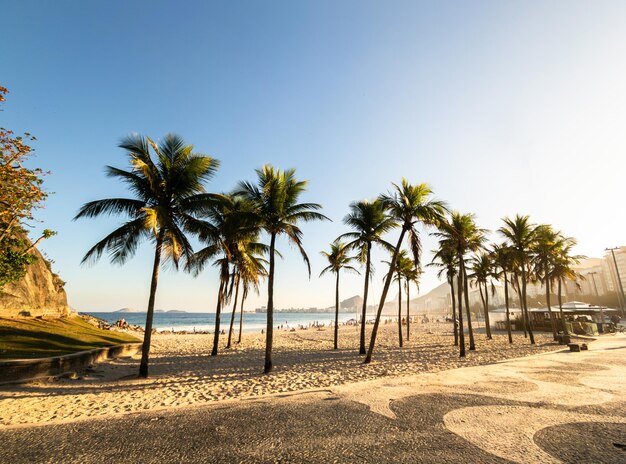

{"left": 365, "top": 180, "right": 447, "bottom": 363}
{"left": 320, "top": 241, "right": 359, "bottom": 350}
{"left": 236, "top": 165, "right": 329, "bottom": 373}
{"left": 338, "top": 198, "right": 396, "bottom": 354}
{"left": 74, "top": 133, "right": 220, "bottom": 377}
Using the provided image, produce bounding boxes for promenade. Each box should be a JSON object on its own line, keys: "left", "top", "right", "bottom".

{"left": 1, "top": 334, "right": 624, "bottom": 463}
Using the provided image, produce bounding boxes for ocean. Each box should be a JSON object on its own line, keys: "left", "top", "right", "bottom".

{"left": 84, "top": 311, "right": 359, "bottom": 333}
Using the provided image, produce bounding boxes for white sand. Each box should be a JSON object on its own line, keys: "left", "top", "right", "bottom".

{"left": 0, "top": 322, "right": 558, "bottom": 427}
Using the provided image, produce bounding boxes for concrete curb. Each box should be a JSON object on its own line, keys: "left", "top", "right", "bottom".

{"left": 0, "top": 343, "right": 143, "bottom": 385}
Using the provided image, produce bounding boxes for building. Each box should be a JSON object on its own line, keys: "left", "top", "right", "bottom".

{"left": 603, "top": 247, "right": 626, "bottom": 298}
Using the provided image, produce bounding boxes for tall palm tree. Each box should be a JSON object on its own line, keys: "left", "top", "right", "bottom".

{"left": 75, "top": 134, "right": 219, "bottom": 378}
{"left": 187, "top": 194, "right": 259, "bottom": 356}
{"left": 468, "top": 252, "right": 493, "bottom": 340}
{"left": 237, "top": 165, "right": 328, "bottom": 373}
{"left": 499, "top": 215, "right": 537, "bottom": 345}
{"left": 491, "top": 243, "right": 514, "bottom": 344}
{"left": 533, "top": 224, "right": 560, "bottom": 340}
{"left": 434, "top": 213, "right": 486, "bottom": 355}
{"left": 365, "top": 180, "right": 446, "bottom": 364}
{"left": 429, "top": 242, "right": 459, "bottom": 346}
{"left": 339, "top": 199, "right": 396, "bottom": 354}
{"left": 320, "top": 241, "right": 359, "bottom": 350}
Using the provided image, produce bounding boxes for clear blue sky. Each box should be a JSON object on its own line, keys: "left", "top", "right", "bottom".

{"left": 2, "top": 1, "right": 625, "bottom": 312}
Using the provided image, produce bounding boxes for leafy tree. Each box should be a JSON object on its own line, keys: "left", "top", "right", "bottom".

{"left": 75, "top": 133, "right": 219, "bottom": 378}
{"left": 319, "top": 241, "right": 359, "bottom": 350}
{"left": 339, "top": 199, "right": 396, "bottom": 354}
{"left": 237, "top": 165, "right": 328, "bottom": 373}
{"left": 0, "top": 86, "right": 54, "bottom": 288}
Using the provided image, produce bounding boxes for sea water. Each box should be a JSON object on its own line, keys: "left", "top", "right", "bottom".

{"left": 84, "top": 311, "right": 358, "bottom": 333}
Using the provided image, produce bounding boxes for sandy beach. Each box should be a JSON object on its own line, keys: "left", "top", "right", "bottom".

{"left": 0, "top": 322, "right": 560, "bottom": 427}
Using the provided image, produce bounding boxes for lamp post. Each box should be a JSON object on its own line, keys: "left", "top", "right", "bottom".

{"left": 606, "top": 247, "right": 626, "bottom": 318}
{"left": 588, "top": 271, "right": 599, "bottom": 296}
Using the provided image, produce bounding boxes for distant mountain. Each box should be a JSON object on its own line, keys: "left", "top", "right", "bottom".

{"left": 113, "top": 308, "right": 187, "bottom": 314}
{"left": 340, "top": 295, "right": 363, "bottom": 310}
{"left": 114, "top": 308, "right": 144, "bottom": 313}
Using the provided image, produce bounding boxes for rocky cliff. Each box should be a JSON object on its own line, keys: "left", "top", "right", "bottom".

{"left": 0, "top": 238, "right": 70, "bottom": 318}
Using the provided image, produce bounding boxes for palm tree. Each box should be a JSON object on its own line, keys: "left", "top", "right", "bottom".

{"left": 339, "top": 199, "right": 396, "bottom": 354}
{"left": 533, "top": 224, "right": 560, "bottom": 340}
{"left": 227, "top": 238, "right": 268, "bottom": 349}
{"left": 398, "top": 252, "right": 419, "bottom": 342}
{"left": 365, "top": 180, "right": 446, "bottom": 364}
{"left": 429, "top": 242, "right": 459, "bottom": 346}
{"left": 382, "top": 249, "right": 412, "bottom": 347}
{"left": 434, "top": 213, "right": 486, "bottom": 355}
{"left": 491, "top": 243, "right": 514, "bottom": 344}
{"left": 187, "top": 194, "right": 259, "bottom": 356}
{"left": 499, "top": 215, "right": 537, "bottom": 345}
{"left": 75, "top": 134, "right": 219, "bottom": 378}
{"left": 552, "top": 236, "right": 584, "bottom": 335}
{"left": 237, "top": 253, "right": 266, "bottom": 344}
{"left": 237, "top": 165, "right": 328, "bottom": 373}
{"left": 468, "top": 252, "right": 493, "bottom": 339}
{"left": 319, "top": 241, "right": 359, "bottom": 350}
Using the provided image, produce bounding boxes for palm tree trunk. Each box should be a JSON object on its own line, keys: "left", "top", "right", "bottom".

{"left": 558, "top": 278, "right": 568, "bottom": 335}
{"left": 478, "top": 283, "right": 487, "bottom": 335}
{"left": 406, "top": 280, "right": 410, "bottom": 342}
{"left": 334, "top": 271, "right": 339, "bottom": 350}
{"left": 227, "top": 273, "right": 240, "bottom": 349}
{"left": 365, "top": 229, "right": 406, "bottom": 364}
{"left": 457, "top": 263, "right": 465, "bottom": 357}
{"left": 514, "top": 273, "right": 527, "bottom": 337}
{"left": 139, "top": 229, "right": 165, "bottom": 378}
{"left": 211, "top": 273, "right": 226, "bottom": 356}
{"left": 398, "top": 275, "right": 403, "bottom": 348}
{"left": 504, "top": 271, "right": 513, "bottom": 344}
{"left": 359, "top": 243, "right": 371, "bottom": 355}
{"left": 462, "top": 259, "right": 475, "bottom": 351}
{"left": 449, "top": 277, "right": 458, "bottom": 346}
{"left": 484, "top": 281, "right": 492, "bottom": 339}
{"left": 264, "top": 233, "right": 276, "bottom": 373}
{"left": 521, "top": 263, "right": 535, "bottom": 344}
{"left": 237, "top": 291, "right": 246, "bottom": 344}
{"left": 546, "top": 278, "right": 557, "bottom": 340}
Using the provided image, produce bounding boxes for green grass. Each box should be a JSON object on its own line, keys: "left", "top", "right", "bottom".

{"left": 0, "top": 315, "right": 140, "bottom": 360}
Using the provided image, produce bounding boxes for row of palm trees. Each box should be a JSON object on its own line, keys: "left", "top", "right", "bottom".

{"left": 431, "top": 214, "right": 583, "bottom": 357}
{"left": 76, "top": 133, "right": 583, "bottom": 377}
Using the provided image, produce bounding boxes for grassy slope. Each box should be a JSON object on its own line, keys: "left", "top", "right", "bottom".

{"left": 0, "top": 315, "right": 140, "bottom": 360}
